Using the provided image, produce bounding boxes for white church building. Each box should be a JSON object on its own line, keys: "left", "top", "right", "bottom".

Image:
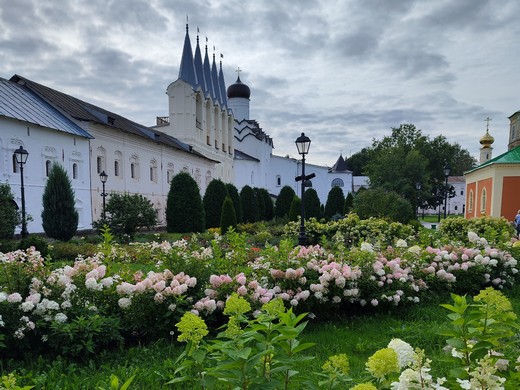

{"left": 0, "top": 24, "right": 353, "bottom": 234}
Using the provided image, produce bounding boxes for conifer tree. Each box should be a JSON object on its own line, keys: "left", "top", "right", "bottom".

{"left": 225, "top": 183, "right": 242, "bottom": 223}
{"left": 344, "top": 192, "right": 354, "bottom": 214}
{"left": 0, "top": 183, "right": 20, "bottom": 239}
{"left": 41, "top": 163, "right": 78, "bottom": 241}
{"left": 303, "top": 188, "right": 321, "bottom": 219}
{"left": 258, "top": 188, "right": 274, "bottom": 221}
{"left": 240, "top": 185, "right": 258, "bottom": 223}
{"left": 254, "top": 187, "right": 266, "bottom": 221}
{"left": 203, "top": 179, "right": 228, "bottom": 229}
{"left": 288, "top": 196, "right": 301, "bottom": 221}
{"left": 275, "top": 185, "right": 295, "bottom": 219}
{"left": 220, "top": 196, "right": 237, "bottom": 235}
{"left": 166, "top": 172, "right": 205, "bottom": 233}
{"left": 324, "top": 186, "right": 345, "bottom": 220}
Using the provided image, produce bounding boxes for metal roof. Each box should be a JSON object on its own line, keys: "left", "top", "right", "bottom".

{"left": 465, "top": 146, "right": 520, "bottom": 174}
{"left": 0, "top": 78, "right": 93, "bottom": 138}
{"left": 10, "top": 75, "right": 215, "bottom": 159}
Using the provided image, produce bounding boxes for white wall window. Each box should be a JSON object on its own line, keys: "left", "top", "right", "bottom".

{"left": 72, "top": 163, "right": 78, "bottom": 179}
{"left": 129, "top": 155, "right": 140, "bottom": 180}
{"left": 167, "top": 162, "right": 174, "bottom": 183}
{"left": 276, "top": 175, "right": 281, "bottom": 186}
{"left": 114, "top": 160, "right": 120, "bottom": 177}
{"left": 150, "top": 159, "right": 158, "bottom": 183}
{"left": 12, "top": 154, "right": 19, "bottom": 174}
{"left": 45, "top": 160, "right": 52, "bottom": 177}
{"left": 96, "top": 156, "right": 103, "bottom": 174}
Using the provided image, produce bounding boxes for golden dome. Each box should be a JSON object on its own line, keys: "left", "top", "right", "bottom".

{"left": 479, "top": 130, "right": 494, "bottom": 148}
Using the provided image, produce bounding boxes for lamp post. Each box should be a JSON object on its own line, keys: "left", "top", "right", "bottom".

{"left": 99, "top": 171, "right": 108, "bottom": 220}
{"left": 415, "top": 182, "right": 421, "bottom": 219}
{"left": 443, "top": 164, "right": 451, "bottom": 220}
{"left": 13, "top": 146, "right": 29, "bottom": 238}
{"left": 295, "top": 133, "right": 311, "bottom": 246}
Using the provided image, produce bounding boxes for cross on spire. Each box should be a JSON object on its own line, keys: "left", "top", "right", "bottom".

{"left": 484, "top": 117, "right": 492, "bottom": 131}
{"left": 236, "top": 67, "right": 242, "bottom": 77}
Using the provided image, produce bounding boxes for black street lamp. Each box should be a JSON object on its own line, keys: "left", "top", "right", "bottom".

{"left": 415, "top": 182, "right": 421, "bottom": 219}
{"left": 295, "top": 133, "right": 311, "bottom": 246}
{"left": 443, "top": 164, "right": 451, "bottom": 220}
{"left": 99, "top": 171, "right": 108, "bottom": 220}
{"left": 13, "top": 146, "right": 29, "bottom": 238}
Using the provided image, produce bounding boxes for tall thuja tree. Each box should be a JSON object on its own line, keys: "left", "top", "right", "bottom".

{"left": 220, "top": 196, "right": 237, "bottom": 235}
{"left": 167, "top": 172, "right": 205, "bottom": 233}
{"left": 41, "top": 163, "right": 78, "bottom": 241}
{"left": 258, "top": 188, "right": 274, "bottom": 221}
{"left": 203, "top": 179, "right": 228, "bottom": 229}
{"left": 254, "top": 187, "right": 266, "bottom": 221}
{"left": 289, "top": 196, "right": 301, "bottom": 222}
{"left": 225, "top": 183, "right": 242, "bottom": 223}
{"left": 344, "top": 192, "right": 354, "bottom": 214}
{"left": 303, "top": 188, "right": 321, "bottom": 219}
{"left": 275, "top": 185, "right": 295, "bottom": 219}
{"left": 0, "top": 183, "right": 20, "bottom": 239}
{"left": 240, "top": 185, "right": 258, "bottom": 223}
{"left": 324, "top": 186, "right": 345, "bottom": 220}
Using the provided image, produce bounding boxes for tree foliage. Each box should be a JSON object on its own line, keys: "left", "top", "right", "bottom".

{"left": 353, "top": 188, "right": 414, "bottom": 223}
{"left": 225, "top": 183, "right": 242, "bottom": 223}
{"left": 345, "top": 148, "right": 372, "bottom": 176}
{"left": 344, "top": 192, "right": 354, "bottom": 214}
{"left": 289, "top": 196, "right": 301, "bottom": 222}
{"left": 167, "top": 172, "right": 204, "bottom": 233}
{"left": 303, "top": 188, "right": 321, "bottom": 219}
{"left": 203, "top": 179, "right": 228, "bottom": 229}
{"left": 365, "top": 124, "right": 476, "bottom": 211}
{"left": 0, "top": 183, "right": 20, "bottom": 239}
{"left": 275, "top": 186, "right": 295, "bottom": 219}
{"left": 324, "top": 186, "right": 345, "bottom": 219}
{"left": 41, "top": 163, "right": 78, "bottom": 241}
{"left": 220, "top": 196, "right": 237, "bottom": 235}
{"left": 257, "top": 188, "right": 273, "bottom": 221}
{"left": 240, "top": 185, "right": 258, "bottom": 223}
{"left": 102, "top": 192, "right": 157, "bottom": 239}
{"left": 254, "top": 187, "right": 266, "bottom": 221}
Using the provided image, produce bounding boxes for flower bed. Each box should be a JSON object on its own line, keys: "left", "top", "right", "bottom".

{"left": 1, "top": 224, "right": 519, "bottom": 360}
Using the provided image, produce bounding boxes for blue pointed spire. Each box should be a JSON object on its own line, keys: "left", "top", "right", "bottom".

{"left": 178, "top": 24, "right": 197, "bottom": 88}
{"left": 219, "top": 56, "right": 228, "bottom": 108}
{"left": 203, "top": 42, "right": 216, "bottom": 101}
{"left": 211, "top": 52, "right": 222, "bottom": 105}
{"left": 194, "top": 32, "right": 207, "bottom": 96}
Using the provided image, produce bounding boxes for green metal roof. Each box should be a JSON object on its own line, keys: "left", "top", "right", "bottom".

{"left": 465, "top": 146, "right": 520, "bottom": 174}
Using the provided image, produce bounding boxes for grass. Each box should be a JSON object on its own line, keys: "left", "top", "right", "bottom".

{"left": 6, "top": 287, "right": 519, "bottom": 389}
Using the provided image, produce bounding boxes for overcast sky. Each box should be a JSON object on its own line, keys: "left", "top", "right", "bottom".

{"left": 1, "top": 0, "right": 518, "bottom": 166}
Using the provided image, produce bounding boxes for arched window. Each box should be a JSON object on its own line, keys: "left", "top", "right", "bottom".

{"left": 481, "top": 187, "right": 487, "bottom": 213}
{"left": 331, "top": 178, "right": 344, "bottom": 187}
{"left": 468, "top": 190, "right": 474, "bottom": 212}
{"left": 149, "top": 159, "right": 158, "bottom": 183}
{"left": 276, "top": 175, "right": 281, "bottom": 186}
{"left": 72, "top": 163, "right": 78, "bottom": 179}
{"left": 129, "top": 155, "right": 140, "bottom": 180}
{"left": 45, "top": 160, "right": 52, "bottom": 177}
{"left": 167, "top": 163, "right": 174, "bottom": 183}
{"left": 96, "top": 156, "right": 103, "bottom": 174}
{"left": 12, "top": 154, "right": 19, "bottom": 174}
{"left": 196, "top": 93, "right": 203, "bottom": 129}
{"left": 114, "top": 160, "right": 120, "bottom": 177}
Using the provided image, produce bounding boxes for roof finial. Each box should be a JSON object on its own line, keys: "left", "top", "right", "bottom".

{"left": 484, "top": 116, "right": 492, "bottom": 131}
{"left": 236, "top": 67, "right": 242, "bottom": 76}
{"left": 186, "top": 15, "right": 189, "bottom": 32}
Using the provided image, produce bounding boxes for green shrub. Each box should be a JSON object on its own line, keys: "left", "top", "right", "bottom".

{"left": 325, "top": 186, "right": 345, "bottom": 219}
{"left": 18, "top": 235, "right": 49, "bottom": 258}
{"left": 41, "top": 163, "right": 78, "bottom": 242}
{"left": 0, "top": 239, "right": 18, "bottom": 253}
{"left": 344, "top": 192, "right": 354, "bottom": 214}
{"left": 96, "top": 193, "right": 157, "bottom": 240}
{"left": 167, "top": 172, "right": 205, "bottom": 233}
{"left": 203, "top": 179, "right": 228, "bottom": 229}
{"left": 304, "top": 188, "right": 321, "bottom": 219}
{"left": 0, "top": 183, "right": 20, "bottom": 240}
{"left": 440, "top": 216, "right": 515, "bottom": 246}
{"left": 289, "top": 195, "right": 301, "bottom": 221}
{"left": 353, "top": 188, "right": 414, "bottom": 223}
{"left": 240, "top": 185, "right": 258, "bottom": 223}
{"left": 225, "top": 183, "right": 242, "bottom": 223}
{"left": 51, "top": 241, "right": 98, "bottom": 261}
{"left": 275, "top": 186, "right": 295, "bottom": 219}
{"left": 220, "top": 196, "right": 237, "bottom": 235}
{"left": 258, "top": 188, "right": 274, "bottom": 221}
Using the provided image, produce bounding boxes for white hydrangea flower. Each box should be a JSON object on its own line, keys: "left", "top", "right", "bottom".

{"left": 396, "top": 239, "right": 408, "bottom": 248}
{"left": 54, "top": 313, "right": 68, "bottom": 323}
{"left": 388, "top": 338, "right": 416, "bottom": 369}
